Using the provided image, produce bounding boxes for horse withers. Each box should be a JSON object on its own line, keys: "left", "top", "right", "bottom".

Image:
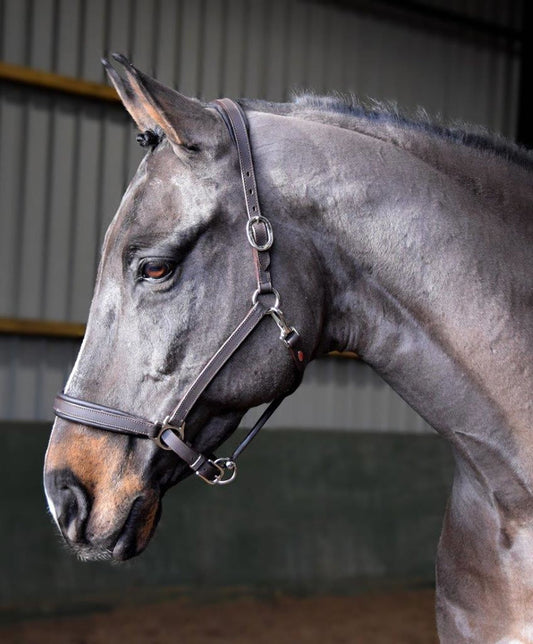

{"left": 44, "top": 55, "right": 533, "bottom": 642}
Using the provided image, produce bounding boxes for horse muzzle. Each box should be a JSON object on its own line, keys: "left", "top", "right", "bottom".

{"left": 45, "top": 467, "right": 162, "bottom": 561}
{"left": 44, "top": 419, "right": 163, "bottom": 561}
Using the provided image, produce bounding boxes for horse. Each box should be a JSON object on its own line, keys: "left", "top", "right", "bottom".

{"left": 43, "top": 54, "right": 532, "bottom": 642}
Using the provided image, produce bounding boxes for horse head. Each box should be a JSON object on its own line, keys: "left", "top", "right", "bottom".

{"left": 43, "top": 56, "right": 323, "bottom": 561}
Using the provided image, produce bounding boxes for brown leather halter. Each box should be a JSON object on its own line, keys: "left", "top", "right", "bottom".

{"left": 53, "top": 99, "right": 306, "bottom": 486}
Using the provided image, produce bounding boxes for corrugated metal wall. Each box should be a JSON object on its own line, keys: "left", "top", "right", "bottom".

{"left": 0, "top": 0, "right": 524, "bottom": 427}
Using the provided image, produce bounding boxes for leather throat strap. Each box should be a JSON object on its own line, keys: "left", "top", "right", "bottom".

{"left": 53, "top": 98, "right": 305, "bottom": 486}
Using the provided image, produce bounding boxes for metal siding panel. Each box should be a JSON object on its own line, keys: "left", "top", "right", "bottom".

{"left": 222, "top": 0, "right": 246, "bottom": 98}
{"left": 350, "top": 14, "right": 379, "bottom": 98}
{"left": 153, "top": 0, "right": 180, "bottom": 87}
{"left": 0, "top": 87, "right": 25, "bottom": 316}
{"left": 506, "top": 58, "right": 520, "bottom": 138}
{"left": 82, "top": 0, "right": 108, "bottom": 82}
{"left": 69, "top": 104, "right": 102, "bottom": 321}
{"left": 451, "top": 43, "right": 489, "bottom": 125}
{"left": 323, "top": 7, "right": 347, "bottom": 94}
{"left": 286, "top": 0, "right": 310, "bottom": 94}
{"left": 264, "top": 0, "right": 288, "bottom": 102}
{"left": 28, "top": 0, "right": 56, "bottom": 70}
{"left": 130, "top": 0, "right": 157, "bottom": 74}
{"left": 99, "top": 110, "right": 131, "bottom": 250}
{"left": 38, "top": 338, "right": 80, "bottom": 420}
{"left": 307, "top": 2, "right": 329, "bottom": 94}
{"left": 55, "top": 0, "right": 82, "bottom": 77}
{"left": 490, "top": 50, "right": 506, "bottom": 134}
{"left": 43, "top": 98, "right": 77, "bottom": 320}
{"left": 108, "top": 0, "right": 133, "bottom": 59}
{"left": 18, "top": 95, "right": 52, "bottom": 319}
{"left": 200, "top": 0, "right": 225, "bottom": 100}
{"left": 0, "top": 336, "right": 80, "bottom": 420}
{"left": 0, "top": 337, "right": 16, "bottom": 417}
{"left": 177, "top": 0, "right": 203, "bottom": 96}
{"left": 407, "top": 32, "right": 448, "bottom": 115}
{"left": 0, "top": 337, "right": 12, "bottom": 417}
{"left": 1, "top": 0, "right": 30, "bottom": 64}
{"left": 11, "top": 336, "right": 40, "bottom": 419}
{"left": 243, "top": 0, "right": 268, "bottom": 98}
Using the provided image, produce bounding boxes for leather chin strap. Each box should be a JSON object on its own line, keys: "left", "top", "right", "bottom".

{"left": 53, "top": 98, "right": 306, "bottom": 486}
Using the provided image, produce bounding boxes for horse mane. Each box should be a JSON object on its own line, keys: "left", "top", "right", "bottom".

{"left": 240, "top": 93, "right": 533, "bottom": 171}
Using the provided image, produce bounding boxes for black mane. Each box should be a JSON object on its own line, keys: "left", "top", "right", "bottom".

{"left": 241, "top": 93, "right": 533, "bottom": 171}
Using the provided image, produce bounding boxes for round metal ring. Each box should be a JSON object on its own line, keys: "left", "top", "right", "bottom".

{"left": 214, "top": 459, "right": 238, "bottom": 485}
{"left": 153, "top": 427, "right": 173, "bottom": 451}
{"left": 252, "top": 287, "right": 280, "bottom": 309}
{"left": 246, "top": 215, "right": 274, "bottom": 251}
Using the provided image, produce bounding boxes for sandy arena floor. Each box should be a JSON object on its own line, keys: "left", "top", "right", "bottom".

{"left": 0, "top": 588, "right": 438, "bottom": 644}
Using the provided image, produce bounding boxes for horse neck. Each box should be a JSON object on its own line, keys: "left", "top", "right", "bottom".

{"left": 252, "top": 110, "right": 533, "bottom": 502}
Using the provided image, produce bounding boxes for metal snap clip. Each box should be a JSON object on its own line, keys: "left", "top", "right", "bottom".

{"left": 213, "top": 458, "right": 238, "bottom": 486}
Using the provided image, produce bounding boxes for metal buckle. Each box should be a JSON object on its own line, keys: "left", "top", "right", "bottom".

{"left": 196, "top": 458, "right": 238, "bottom": 486}
{"left": 153, "top": 416, "right": 185, "bottom": 450}
{"left": 246, "top": 215, "right": 274, "bottom": 251}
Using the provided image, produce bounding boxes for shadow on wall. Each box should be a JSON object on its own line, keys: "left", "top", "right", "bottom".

{"left": 0, "top": 422, "right": 454, "bottom": 620}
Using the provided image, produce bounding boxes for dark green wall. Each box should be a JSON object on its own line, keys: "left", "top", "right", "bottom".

{"left": 0, "top": 423, "right": 454, "bottom": 619}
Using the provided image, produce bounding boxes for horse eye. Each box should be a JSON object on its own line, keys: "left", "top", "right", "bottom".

{"left": 139, "top": 259, "right": 175, "bottom": 282}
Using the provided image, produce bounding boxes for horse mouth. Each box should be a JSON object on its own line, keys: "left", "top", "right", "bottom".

{"left": 111, "top": 496, "right": 162, "bottom": 561}
{"left": 60, "top": 495, "right": 162, "bottom": 563}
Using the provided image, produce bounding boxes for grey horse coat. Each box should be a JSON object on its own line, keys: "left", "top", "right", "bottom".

{"left": 44, "top": 57, "right": 533, "bottom": 642}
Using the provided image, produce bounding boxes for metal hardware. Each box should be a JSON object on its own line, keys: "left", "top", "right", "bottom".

{"left": 195, "top": 459, "right": 225, "bottom": 484}
{"left": 246, "top": 215, "right": 274, "bottom": 251}
{"left": 268, "top": 307, "right": 299, "bottom": 346}
{"left": 252, "top": 287, "right": 280, "bottom": 309}
{"left": 194, "top": 458, "right": 237, "bottom": 485}
{"left": 154, "top": 416, "right": 185, "bottom": 449}
{"left": 213, "top": 458, "right": 238, "bottom": 485}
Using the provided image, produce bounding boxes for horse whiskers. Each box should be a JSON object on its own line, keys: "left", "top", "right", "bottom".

{"left": 66, "top": 541, "right": 114, "bottom": 562}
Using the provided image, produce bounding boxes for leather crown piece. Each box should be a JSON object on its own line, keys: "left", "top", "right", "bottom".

{"left": 54, "top": 98, "right": 306, "bottom": 486}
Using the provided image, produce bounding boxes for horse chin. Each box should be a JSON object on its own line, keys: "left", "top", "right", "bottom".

{"left": 110, "top": 495, "right": 162, "bottom": 561}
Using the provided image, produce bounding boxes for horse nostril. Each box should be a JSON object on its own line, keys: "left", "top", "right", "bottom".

{"left": 44, "top": 470, "right": 90, "bottom": 544}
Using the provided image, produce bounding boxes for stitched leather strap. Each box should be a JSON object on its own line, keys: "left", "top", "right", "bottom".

{"left": 54, "top": 393, "right": 159, "bottom": 438}
{"left": 166, "top": 302, "right": 269, "bottom": 427}
{"left": 53, "top": 98, "right": 306, "bottom": 485}
{"left": 214, "top": 99, "right": 273, "bottom": 294}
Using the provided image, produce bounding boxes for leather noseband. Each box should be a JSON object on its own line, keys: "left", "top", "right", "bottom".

{"left": 54, "top": 99, "right": 306, "bottom": 486}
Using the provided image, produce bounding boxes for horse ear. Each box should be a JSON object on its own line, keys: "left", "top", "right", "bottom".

{"left": 103, "top": 54, "right": 218, "bottom": 150}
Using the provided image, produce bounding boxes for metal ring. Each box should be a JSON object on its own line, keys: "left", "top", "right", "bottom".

{"left": 213, "top": 459, "right": 238, "bottom": 485}
{"left": 246, "top": 215, "right": 274, "bottom": 251}
{"left": 153, "top": 427, "right": 173, "bottom": 450}
{"left": 153, "top": 416, "right": 185, "bottom": 450}
{"left": 252, "top": 287, "right": 280, "bottom": 309}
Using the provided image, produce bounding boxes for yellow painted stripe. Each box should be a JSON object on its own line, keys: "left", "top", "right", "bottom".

{"left": 0, "top": 318, "right": 86, "bottom": 339}
{"left": 0, "top": 60, "right": 119, "bottom": 103}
